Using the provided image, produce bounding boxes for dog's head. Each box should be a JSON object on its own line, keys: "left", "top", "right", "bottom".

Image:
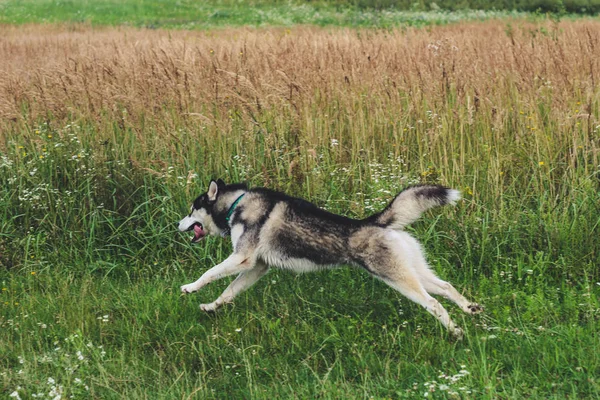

{"left": 178, "top": 179, "right": 246, "bottom": 243}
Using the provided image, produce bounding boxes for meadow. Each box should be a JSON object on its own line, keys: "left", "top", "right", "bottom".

{"left": 0, "top": 0, "right": 531, "bottom": 29}
{"left": 1, "top": 18, "right": 599, "bottom": 399}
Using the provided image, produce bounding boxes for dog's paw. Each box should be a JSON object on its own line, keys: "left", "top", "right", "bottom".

{"left": 180, "top": 283, "right": 197, "bottom": 294}
{"left": 200, "top": 302, "right": 219, "bottom": 312}
{"left": 466, "top": 303, "right": 484, "bottom": 314}
{"left": 452, "top": 327, "right": 464, "bottom": 340}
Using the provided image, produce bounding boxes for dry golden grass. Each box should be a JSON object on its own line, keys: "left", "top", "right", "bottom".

{"left": 1, "top": 22, "right": 598, "bottom": 115}
{"left": 1, "top": 21, "right": 599, "bottom": 201}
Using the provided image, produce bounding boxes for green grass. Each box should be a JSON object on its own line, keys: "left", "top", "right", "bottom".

{"left": 1, "top": 115, "right": 599, "bottom": 398}
{"left": 2, "top": 266, "right": 598, "bottom": 398}
{"left": 0, "top": 0, "right": 548, "bottom": 28}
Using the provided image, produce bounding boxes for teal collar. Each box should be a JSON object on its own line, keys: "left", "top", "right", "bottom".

{"left": 225, "top": 194, "right": 245, "bottom": 222}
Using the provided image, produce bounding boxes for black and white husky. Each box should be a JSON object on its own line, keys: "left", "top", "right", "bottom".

{"left": 178, "top": 179, "right": 481, "bottom": 337}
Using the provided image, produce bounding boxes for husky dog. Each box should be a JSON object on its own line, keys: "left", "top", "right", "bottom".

{"left": 178, "top": 179, "right": 482, "bottom": 337}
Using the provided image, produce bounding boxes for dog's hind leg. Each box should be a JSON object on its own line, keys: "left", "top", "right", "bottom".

{"left": 200, "top": 262, "right": 269, "bottom": 312}
{"left": 181, "top": 252, "right": 255, "bottom": 294}
{"left": 380, "top": 273, "right": 464, "bottom": 338}
{"left": 413, "top": 262, "right": 483, "bottom": 315}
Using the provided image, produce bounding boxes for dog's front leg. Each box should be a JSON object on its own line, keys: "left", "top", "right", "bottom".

{"left": 200, "top": 262, "right": 269, "bottom": 312}
{"left": 181, "top": 253, "right": 254, "bottom": 294}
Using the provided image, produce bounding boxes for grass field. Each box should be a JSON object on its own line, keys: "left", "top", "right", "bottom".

{"left": 0, "top": 0, "right": 546, "bottom": 29}
{"left": 1, "top": 15, "right": 600, "bottom": 400}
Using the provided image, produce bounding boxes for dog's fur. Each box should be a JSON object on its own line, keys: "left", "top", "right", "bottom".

{"left": 178, "top": 180, "right": 481, "bottom": 337}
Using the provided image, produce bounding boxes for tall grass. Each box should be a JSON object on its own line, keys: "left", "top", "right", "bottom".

{"left": 1, "top": 21, "right": 599, "bottom": 398}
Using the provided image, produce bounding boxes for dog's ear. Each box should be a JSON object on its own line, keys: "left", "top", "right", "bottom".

{"left": 216, "top": 178, "right": 226, "bottom": 188}
{"left": 208, "top": 180, "right": 219, "bottom": 201}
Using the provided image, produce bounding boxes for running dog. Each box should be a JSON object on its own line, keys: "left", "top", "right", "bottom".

{"left": 178, "top": 179, "right": 482, "bottom": 337}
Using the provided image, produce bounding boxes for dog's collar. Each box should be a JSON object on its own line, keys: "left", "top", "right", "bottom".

{"left": 225, "top": 193, "right": 245, "bottom": 222}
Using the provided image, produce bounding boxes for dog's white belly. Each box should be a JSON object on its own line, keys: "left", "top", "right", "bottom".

{"left": 258, "top": 251, "right": 333, "bottom": 273}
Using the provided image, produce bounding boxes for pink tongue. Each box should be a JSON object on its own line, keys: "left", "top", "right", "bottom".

{"left": 193, "top": 224, "right": 203, "bottom": 239}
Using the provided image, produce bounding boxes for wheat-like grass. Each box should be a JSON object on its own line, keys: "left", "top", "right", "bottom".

{"left": 1, "top": 23, "right": 598, "bottom": 191}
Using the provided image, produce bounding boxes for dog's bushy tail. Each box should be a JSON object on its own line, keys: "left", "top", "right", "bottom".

{"left": 367, "top": 185, "right": 461, "bottom": 230}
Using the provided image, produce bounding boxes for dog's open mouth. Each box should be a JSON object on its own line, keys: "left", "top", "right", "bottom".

{"left": 189, "top": 223, "right": 206, "bottom": 243}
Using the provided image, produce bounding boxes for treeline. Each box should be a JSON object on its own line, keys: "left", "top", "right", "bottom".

{"left": 305, "top": 0, "right": 599, "bottom": 13}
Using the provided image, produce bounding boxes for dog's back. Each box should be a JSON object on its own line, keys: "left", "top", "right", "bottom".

{"left": 244, "top": 185, "right": 458, "bottom": 274}
{"left": 247, "top": 188, "right": 361, "bottom": 270}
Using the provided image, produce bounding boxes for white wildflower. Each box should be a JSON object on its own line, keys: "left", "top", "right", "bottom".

{"left": 9, "top": 390, "right": 22, "bottom": 400}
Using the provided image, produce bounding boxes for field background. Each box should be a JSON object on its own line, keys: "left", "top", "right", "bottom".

{"left": 2, "top": 0, "right": 600, "bottom": 28}
{"left": 1, "top": 2, "right": 600, "bottom": 399}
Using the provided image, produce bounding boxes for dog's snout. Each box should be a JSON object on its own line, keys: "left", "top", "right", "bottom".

{"left": 178, "top": 215, "right": 200, "bottom": 232}
{"left": 178, "top": 217, "right": 191, "bottom": 232}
